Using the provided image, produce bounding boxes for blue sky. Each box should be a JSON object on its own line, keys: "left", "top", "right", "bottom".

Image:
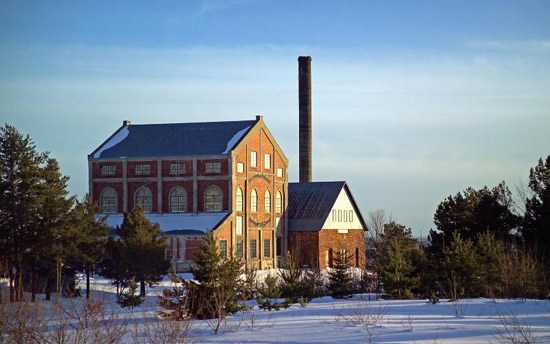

{"left": 1, "top": 0, "right": 549, "bottom": 236}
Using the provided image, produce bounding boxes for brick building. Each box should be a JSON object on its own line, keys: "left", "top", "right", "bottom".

{"left": 89, "top": 55, "right": 367, "bottom": 272}
{"left": 287, "top": 182, "right": 367, "bottom": 269}
{"left": 89, "top": 116, "right": 288, "bottom": 271}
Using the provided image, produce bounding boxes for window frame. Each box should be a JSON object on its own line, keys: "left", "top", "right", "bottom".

{"left": 135, "top": 186, "right": 153, "bottom": 212}
{"left": 264, "top": 189, "right": 271, "bottom": 213}
{"left": 205, "top": 185, "right": 223, "bottom": 212}
{"left": 205, "top": 162, "right": 222, "bottom": 174}
{"left": 263, "top": 238, "right": 271, "bottom": 258}
{"left": 134, "top": 164, "right": 151, "bottom": 176}
{"left": 236, "top": 187, "right": 243, "bottom": 212}
{"left": 250, "top": 188, "right": 258, "bottom": 213}
{"left": 250, "top": 151, "right": 257, "bottom": 168}
{"left": 169, "top": 162, "right": 186, "bottom": 176}
{"left": 100, "top": 164, "right": 116, "bottom": 176}
{"left": 250, "top": 239, "right": 257, "bottom": 258}
{"left": 169, "top": 186, "right": 188, "bottom": 212}
{"left": 236, "top": 239, "right": 244, "bottom": 258}
{"left": 235, "top": 216, "right": 243, "bottom": 236}
{"left": 219, "top": 240, "right": 227, "bottom": 259}
{"left": 275, "top": 191, "right": 282, "bottom": 213}
{"left": 264, "top": 153, "right": 271, "bottom": 169}
{"left": 100, "top": 187, "right": 118, "bottom": 213}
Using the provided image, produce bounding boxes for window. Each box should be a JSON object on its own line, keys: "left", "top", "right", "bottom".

{"left": 236, "top": 239, "right": 244, "bottom": 258}
{"left": 100, "top": 187, "right": 117, "bottom": 213}
{"left": 332, "top": 210, "right": 336, "bottom": 222}
{"left": 205, "top": 186, "right": 223, "bottom": 212}
{"left": 205, "top": 162, "right": 221, "bottom": 173}
{"left": 237, "top": 162, "right": 244, "bottom": 173}
{"left": 169, "top": 163, "right": 185, "bottom": 175}
{"left": 264, "top": 153, "right": 271, "bottom": 169}
{"left": 250, "top": 151, "right": 257, "bottom": 167}
{"left": 135, "top": 187, "right": 152, "bottom": 212}
{"left": 250, "top": 239, "right": 257, "bottom": 258}
{"left": 264, "top": 189, "right": 271, "bottom": 212}
{"left": 169, "top": 187, "right": 187, "bottom": 212}
{"left": 250, "top": 188, "right": 258, "bottom": 212}
{"left": 263, "top": 239, "right": 270, "bottom": 258}
{"left": 236, "top": 216, "right": 243, "bottom": 236}
{"left": 275, "top": 217, "right": 281, "bottom": 235}
{"left": 135, "top": 164, "right": 151, "bottom": 175}
{"left": 276, "top": 237, "right": 282, "bottom": 257}
{"left": 236, "top": 187, "right": 243, "bottom": 212}
{"left": 349, "top": 210, "right": 353, "bottom": 222}
{"left": 100, "top": 165, "right": 115, "bottom": 176}
{"left": 219, "top": 240, "right": 227, "bottom": 259}
{"left": 275, "top": 191, "right": 282, "bottom": 213}
{"left": 277, "top": 168, "right": 283, "bottom": 177}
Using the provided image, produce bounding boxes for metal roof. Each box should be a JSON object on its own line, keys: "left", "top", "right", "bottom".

{"left": 91, "top": 120, "right": 256, "bottom": 159}
{"left": 288, "top": 181, "right": 339, "bottom": 231}
{"left": 287, "top": 181, "right": 368, "bottom": 232}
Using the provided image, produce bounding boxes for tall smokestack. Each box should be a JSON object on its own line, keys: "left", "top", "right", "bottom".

{"left": 298, "top": 56, "right": 312, "bottom": 183}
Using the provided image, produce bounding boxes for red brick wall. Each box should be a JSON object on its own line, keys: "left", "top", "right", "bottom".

{"left": 289, "top": 229, "right": 365, "bottom": 269}
{"left": 318, "top": 229, "right": 365, "bottom": 269}
{"left": 288, "top": 231, "right": 319, "bottom": 268}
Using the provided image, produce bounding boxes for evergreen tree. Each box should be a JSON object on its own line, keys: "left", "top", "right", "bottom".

{"left": 522, "top": 156, "right": 550, "bottom": 269}
{"left": 440, "top": 232, "right": 479, "bottom": 300}
{"left": 380, "top": 222, "right": 420, "bottom": 299}
{"left": 68, "top": 195, "right": 109, "bottom": 299}
{"left": 186, "top": 231, "right": 242, "bottom": 320}
{"left": 475, "top": 231, "right": 507, "bottom": 298}
{"left": 118, "top": 206, "right": 170, "bottom": 297}
{"left": 327, "top": 250, "right": 353, "bottom": 299}
{"left": 99, "top": 237, "right": 128, "bottom": 296}
{"left": 430, "top": 182, "right": 519, "bottom": 254}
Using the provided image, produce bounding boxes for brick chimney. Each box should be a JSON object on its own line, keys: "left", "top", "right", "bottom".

{"left": 298, "top": 56, "right": 312, "bottom": 183}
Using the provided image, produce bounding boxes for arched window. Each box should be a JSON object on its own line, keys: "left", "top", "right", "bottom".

{"left": 205, "top": 185, "right": 223, "bottom": 212}
{"left": 250, "top": 188, "right": 258, "bottom": 212}
{"left": 236, "top": 187, "right": 243, "bottom": 212}
{"left": 169, "top": 187, "right": 187, "bottom": 212}
{"left": 275, "top": 191, "right": 282, "bottom": 213}
{"left": 264, "top": 189, "right": 271, "bottom": 213}
{"left": 135, "top": 187, "right": 152, "bottom": 212}
{"left": 100, "top": 187, "right": 117, "bottom": 213}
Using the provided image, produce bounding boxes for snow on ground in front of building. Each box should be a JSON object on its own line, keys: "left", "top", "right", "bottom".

{"left": 2, "top": 276, "right": 550, "bottom": 343}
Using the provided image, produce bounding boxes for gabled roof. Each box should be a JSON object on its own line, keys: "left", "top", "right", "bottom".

{"left": 287, "top": 181, "right": 367, "bottom": 232}
{"left": 90, "top": 119, "right": 256, "bottom": 159}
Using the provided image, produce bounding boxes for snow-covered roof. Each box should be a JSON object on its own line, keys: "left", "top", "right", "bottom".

{"left": 100, "top": 212, "right": 229, "bottom": 234}
{"left": 90, "top": 120, "right": 255, "bottom": 159}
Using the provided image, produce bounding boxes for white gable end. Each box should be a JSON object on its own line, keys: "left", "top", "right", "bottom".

{"left": 322, "top": 188, "right": 364, "bottom": 230}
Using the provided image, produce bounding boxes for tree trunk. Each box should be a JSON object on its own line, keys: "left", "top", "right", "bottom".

{"left": 31, "top": 270, "right": 36, "bottom": 302}
{"left": 140, "top": 279, "right": 146, "bottom": 297}
{"left": 86, "top": 269, "right": 91, "bottom": 299}
{"left": 8, "top": 264, "right": 14, "bottom": 303}
{"left": 45, "top": 276, "right": 51, "bottom": 300}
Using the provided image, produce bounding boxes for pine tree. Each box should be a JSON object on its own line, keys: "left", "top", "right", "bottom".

{"left": 327, "top": 250, "right": 353, "bottom": 299}
{"left": 186, "top": 231, "right": 242, "bottom": 321}
{"left": 475, "top": 231, "right": 507, "bottom": 298}
{"left": 118, "top": 206, "right": 170, "bottom": 297}
{"left": 99, "top": 237, "right": 128, "bottom": 296}
{"left": 380, "top": 222, "right": 420, "bottom": 299}
{"left": 441, "top": 232, "right": 479, "bottom": 300}
{"left": 522, "top": 156, "right": 550, "bottom": 270}
{"left": 68, "top": 195, "right": 110, "bottom": 299}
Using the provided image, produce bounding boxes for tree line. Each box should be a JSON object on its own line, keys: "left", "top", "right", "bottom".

{"left": 366, "top": 156, "right": 550, "bottom": 300}
{"left": 0, "top": 125, "right": 169, "bottom": 303}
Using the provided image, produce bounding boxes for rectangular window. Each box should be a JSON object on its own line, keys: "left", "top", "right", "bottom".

{"left": 250, "top": 151, "right": 257, "bottom": 167}
{"left": 236, "top": 216, "right": 243, "bottom": 236}
{"left": 135, "top": 164, "right": 151, "bottom": 175}
{"left": 250, "top": 239, "right": 257, "bottom": 258}
{"left": 100, "top": 165, "right": 115, "bottom": 176}
{"left": 276, "top": 238, "right": 282, "bottom": 257}
{"left": 236, "top": 239, "right": 243, "bottom": 258}
{"left": 169, "top": 163, "right": 186, "bottom": 175}
{"left": 205, "top": 162, "right": 222, "bottom": 173}
{"left": 219, "top": 240, "right": 227, "bottom": 259}
{"left": 275, "top": 217, "right": 281, "bottom": 236}
{"left": 237, "top": 162, "right": 244, "bottom": 173}
{"left": 338, "top": 210, "right": 342, "bottom": 222}
{"left": 277, "top": 168, "right": 283, "bottom": 177}
{"left": 349, "top": 210, "right": 354, "bottom": 222}
{"left": 264, "top": 153, "right": 271, "bottom": 169}
{"left": 263, "top": 239, "right": 271, "bottom": 258}
{"left": 332, "top": 210, "right": 337, "bottom": 222}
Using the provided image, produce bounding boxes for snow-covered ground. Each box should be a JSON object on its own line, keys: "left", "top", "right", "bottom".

{"left": 2, "top": 276, "right": 550, "bottom": 343}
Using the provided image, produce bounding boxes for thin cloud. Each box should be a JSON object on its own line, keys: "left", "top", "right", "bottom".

{"left": 466, "top": 39, "right": 550, "bottom": 52}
